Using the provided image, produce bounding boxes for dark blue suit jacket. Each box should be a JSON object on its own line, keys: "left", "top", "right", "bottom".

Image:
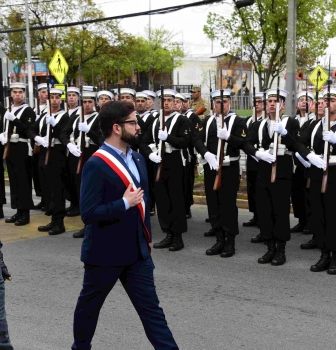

{"left": 80, "top": 143, "right": 152, "bottom": 266}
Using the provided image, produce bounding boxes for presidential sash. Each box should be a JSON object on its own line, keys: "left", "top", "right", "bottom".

{"left": 93, "top": 149, "right": 151, "bottom": 253}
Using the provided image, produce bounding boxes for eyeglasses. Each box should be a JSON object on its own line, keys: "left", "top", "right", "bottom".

{"left": 118, "top": 120, "right": 138, "bottom": 126}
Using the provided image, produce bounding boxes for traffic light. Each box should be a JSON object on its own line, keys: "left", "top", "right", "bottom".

{"left": 234, "top": 0, "right": 255, "bottom": 9}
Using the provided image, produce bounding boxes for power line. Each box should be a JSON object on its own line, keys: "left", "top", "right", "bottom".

{"left": 0, "top": 0, "right": 224, "bottom": 34}
{"left": 0, "top": 0, "right": 59, "bottom": 8}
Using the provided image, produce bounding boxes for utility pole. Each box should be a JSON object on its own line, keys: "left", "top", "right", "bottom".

{"left": 285, "top": 0, "right": 297, "bottom": 117}
{"left": 25, "top": 0, "right": 34, "bottom": 106}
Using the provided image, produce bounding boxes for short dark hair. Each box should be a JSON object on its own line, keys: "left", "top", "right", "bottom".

{"left": 99, "top": 101, "right": 135, "bottom": 139}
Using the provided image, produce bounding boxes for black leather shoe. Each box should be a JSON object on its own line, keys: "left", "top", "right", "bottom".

{"left": 243, "top": 216, "right": 258, "bottom": 227}
{"left": 0, "top": 207, "right": 4, "bottom": 219}
{"left": 186, "top": 211, "right": 192, "bottom": 219}
{"left": 38, "top": 221, "right": 55, "bottom": 232}
{"left": 271, "top": 249, "right": 286, "bottom": 266}
{"left": 290, "top": 221, "right": 306, "bottom": 233}
{"left": 206, "top": 231, "right": 225, "bottom": 256}
{"left": 251, "top": 233, "right": 265, "bottom": 243}
{"left": 15, "top": 212, "right": 30, "bottom": 226}
{"left": 33, "top": 201, "right": 44, "bottom": 210}
{"left": 300, "top": 238, "right": 317, "bottom": 250}
{"left": 204, "top": 228, "right": 217, "bottom": 237}
{"left": 220, "top": 241, "right": 235, "bottom": 258}
{"left": 327, "top": 260, "right": 336, "bottom": 275}
{"left": 153, "top": 232, "right": 174, "bottom": 249}
{"left": 169, "top": 233, "right": 184, "bottom": 251}
{"left": 73, "top": 227, "right": 85, "bottom": 238}
{"left": 5, "top": 212, "right": 21, "bottom": 223}
{"left": 66, "top": 207, "right": 80, "bottom": 217}
{"left": 49, "top": 221, "right": 65, "bottom": 235}
{"left": 310, "top": 251, "right": 330, "bottom": 272}
{"left": 258, "top": 240, "right": 276, "bottom": 264}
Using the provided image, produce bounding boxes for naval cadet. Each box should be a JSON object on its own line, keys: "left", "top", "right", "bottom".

{"left": 0, "top": 82, "right": 36, "bottom": 226}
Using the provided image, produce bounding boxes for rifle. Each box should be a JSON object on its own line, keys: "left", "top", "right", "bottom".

{"left": 213, "top": 88, "right": 225, "bottom": 190}
{"left": 195, "top": 105, "right": 206, "bottom": 116}
{"left": 321, "top": 63, "right": 332, "bottom": 193}
{"left": 45, "top": 69, "right": 53, "bottom": 165}
{"left": 305, "top": 78, "right": 309, "bottom": 121}
{"left": 270, "top": 76, "right": 280, "bottom": 183}
{"left": 3, "top": 68, "right": 13, "bottom": 160}
{"left": 155, "top": 85, "right": 165, "bottom": 182}
{"left": 252, "top": 72, "right": 256, "bottom": 122}
{"left": 262, "top": 86, "right": 267, "bottom": 119}
{"left": 76, "top": 84, "right": 85, "bottom": 174}
{"left": 33, "top": 76, "right": 40, "bottom": 154}
{"left": 64, "top": 84, "right": 68, "bottom": 113}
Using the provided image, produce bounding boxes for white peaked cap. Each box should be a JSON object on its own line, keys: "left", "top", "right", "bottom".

{"left": 211, "top": 89, "right": 232, "bottom": 99}
{"left": 136, "top": 92, "right": 149, "bottom": 99}
{"left": 266, "top": 89, "right": 289, "bottom": 100}
{"left": 97, "top": 90, "right": 113, "bottom": 100}
{"left": 296, "top": 90, "right": 315, "bottom": 101}
{"left": 82, "top": 91, "right": 96, "bottom": 99}
{"left": 67, "top": 87, "right": 80, "bottom": 94}
{"left": 10, "top": 82, "right": 26, "bottom": 90}
{"left": 142, "top": 90, "right": 157, "bottom": 99}
{"left": 120, "top": 88, "right": 136, "bottom": 96}
{"left": 156, "top": 89, "right": 177, "bottom": 98}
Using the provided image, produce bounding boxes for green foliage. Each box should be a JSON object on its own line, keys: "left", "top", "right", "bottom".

{"left": 204, "top": 0, "right": 336, "bottom": 89}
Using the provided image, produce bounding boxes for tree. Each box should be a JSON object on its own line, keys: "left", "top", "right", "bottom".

{"left": 204, "top": 0, "right": 336, "bottom": 89}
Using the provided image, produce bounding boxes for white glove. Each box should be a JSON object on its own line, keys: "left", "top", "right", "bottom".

{"left": 158, "top": 129, "right": 168, "bottom": 141}
{"left": 273, "top": 122, "right": 287, "bottom": 136}
{"left": 67, "top": 143, "right": 81, "bottom": 157}
{"left": 217, "top": 123, "right": 230, "bottom": 140}
{"left": 149, "top": 153, "right": 162, "bottom": 163}
{"left": 4, "top": 112, "right": 15, "bottom": 121}
{"left": 204, "top": 151, "right": 218, "bottom": 171}
{"left": 322, "top": 131, "right": 336, "bottom": 144}
{"left": 46, "top": 115, "right": 56, "bottom": 127}
{"left": 34, "top": 136, "right": 48, "bottom": 148}
{"left": 78, "top": 121, "right": 89, "bottom": 133}
{"left": 0, "top": 133, "right": 7, "bottom": 145}
{"left": 295, "top": 152, "right": 311, "bottom": 168}
{"left": 255, "top": 150, "right": 276, "bottom": 163}
{"left": 307, "top": 152, "right": 326, "bottom": 169}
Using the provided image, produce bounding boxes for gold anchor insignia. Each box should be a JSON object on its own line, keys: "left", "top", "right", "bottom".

{"left": 297, "top": 131, "right": 300, "bottom": 137}
{"left": 28, "top": 118, "right": 31, "bottom": 122}
{"left": 184, "top": 130, "right": 189, "bottom": 134}
{"left": 241, "top": 129, "right": 246, "bottom": 137}
{"left": 196, "top": 123, "right": 199, "bottom": 128}
{"left": 199, "top": 127, "right": 203, "bottom": 131}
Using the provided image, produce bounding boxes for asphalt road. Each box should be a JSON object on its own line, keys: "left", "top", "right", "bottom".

{"left": 1, "top": 195, "right": 336, "bottom": 350}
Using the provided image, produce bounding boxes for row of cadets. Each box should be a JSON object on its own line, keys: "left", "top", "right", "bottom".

{"left": 0, "top": 82, "right": 36, "bottom": 226}
{"left": 27, "top": 88, "right": 69, "bottom": 235}
{"left": 243, "top": 92, "right": 265, "bottom": 243}
{"left": 134, "top": 91, "right": 157, "bottom": 215}
{"left": 59, "top": 88, "right": 104, "bottom": 238}
{"left": 195, "top": 89, "right": 247, "bottom": 258}
{"left": 140, "top": 89, "right": 191, "bottom": 252}
{"left": 244, "top": 89, "right": 300, "bottom": 266}
{"left": 294, "top": 87, "right": 336, "bottom": 275}
{"left": 300, "top": 93, "right": 325, "bottom": 250}
{"left": 290, "top": 90, "right": 316, "bottom": 236}
{"left": 176, "top": 92, "right": 201, "bottom": 219}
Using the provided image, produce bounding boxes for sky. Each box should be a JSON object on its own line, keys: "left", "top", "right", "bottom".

{"left": 93, "top": 0, "right": 233, "bottom": 57}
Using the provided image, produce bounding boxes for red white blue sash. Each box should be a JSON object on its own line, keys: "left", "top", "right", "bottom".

{"left": 93, "top": 149, "right": 151, "bottom": 253}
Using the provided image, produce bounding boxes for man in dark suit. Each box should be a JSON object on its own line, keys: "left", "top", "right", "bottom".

{"left": 72, "top": 101, "right": 178, "bottom": 350}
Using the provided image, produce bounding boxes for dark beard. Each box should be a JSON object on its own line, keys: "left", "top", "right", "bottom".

{"left": 121, "top": 129, "right": 139, "bottom": 147}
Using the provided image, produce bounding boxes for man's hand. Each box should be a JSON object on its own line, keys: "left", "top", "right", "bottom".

{"left": 204, "top": 151, "right": 218, "bottom": 170}
{"left": 255, "top": 150, "right": 276, "bottom": 163}
{"left": 4, "top": 112, "right": 16, "bottom": 121}
{"left": 67, "top": 143, "right": 81, "bottom": 157}
{"left": 217, "top": 123, "right": 230, "bottom": 140}
{"left": 273, "top": 122, "right": 287, "bottom": 136}
{"left": 307, "top": 152, "right": 326, "bottom": 169}
{"left": 0, "top": 250, "right": 11, "bottom": 281}
{"left": 34, "top": 136, "right": 48, "bottom": 148}
{"left": 46, "top": 115, "right": 56, "bottom": 127}
{"left": 123, "top": 183, "right": 144, "bottom": 208}
{"left": 0, "top": 133, "right": 7, "bottom": 145}
{"left": 78, "top": 121, "right": 89, "bottom": 133}
{"left": 158, "top": 129, "right": 168, "bottom": 141}
{"left": 149, "top": 153, "right": 162, "bottom": 163}
{"left": 323, "top": 131, "right": 336, "bottom": 144}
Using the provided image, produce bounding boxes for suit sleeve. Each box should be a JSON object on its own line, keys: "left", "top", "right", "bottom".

{"left": 87, "top": 118, "right": 103, "bottom": 146}
{"left": 194, "top": 118, "right": 209, "bottom": 157}
{"left": 280, "top": 117, "right": 299, "bottom": 151}
{"left": 243, "top": 120, "right": 260, "bottom": 156}
{"left": 12, "top": 107, "right": 36, "bottom": 136}
{"left": 227, "top": 117, "right": 247, "bottom": 148}
{"left": 166, "top": 116, "right": 191, "bottom": 149}
{"left": 80, "top": 158, "right": 126, "bottom": 224}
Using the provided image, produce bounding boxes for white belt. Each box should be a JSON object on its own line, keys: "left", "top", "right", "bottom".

{"left": 10, "top": 137, "right": 28, "bottom": 143}
{"left": 51, "top": 139, "right": 62, "bottom": 147}
{"left": 165, "top": 144, "right": 179, "bottom": 153}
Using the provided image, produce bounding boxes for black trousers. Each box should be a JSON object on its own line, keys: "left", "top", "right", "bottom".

{"left": 39, "top": 146, "right": 66, "bottom": 221}
{"left": 246, "top": 169, "right": 258, "bottom": 215}
{"left": 203, "top": 162, "right": 240, "bottom": 236}
{"left": 32, "top": 152, "right": 42, "bottom": 197}
{"left": 291, "top": 166, "right": 310, "bottom": 223}
{"left": 256, "top": 177, "right": 291, "bottom": 241}
{"left": 184, "top": 154, "right": 196, "bottom": 213}
{"left": 0, "top": 146, "right": 6, "bottom": 206}
{"left": 72, "top": 257, "right": 178, "bottom": 350}
{"left": 154, "top": 152, "right": 187, "bottom": 234}
{"left": 310, "top": 179, "right": 336, "bottom": 251}
{"left": 146, "top": 158, "right": 156, "bottom": 212}
{"left": 6, "top": 142, "right": 33, "bottom": 210}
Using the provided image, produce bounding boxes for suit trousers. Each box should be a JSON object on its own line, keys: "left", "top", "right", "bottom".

{"left": 203, "top": 162, "right": 240, "bottom": 236}
{"left": 310, "top": 179, "right": 336, "bottom": 251}
{"left": 256, "top": 177, "right": 291, "bottom": 241}
{"left": 72, "top": 257, "right": 178, "bottom": 350}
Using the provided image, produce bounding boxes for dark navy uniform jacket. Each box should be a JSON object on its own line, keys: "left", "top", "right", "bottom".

{"left": 80, "top": 143, "right": 151, "bottom": 266}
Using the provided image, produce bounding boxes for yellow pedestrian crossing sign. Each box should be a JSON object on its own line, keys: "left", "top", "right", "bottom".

{"left": 49, "top": 49, "right": 69, "bottom": 84}
{"left": 308, "top": 65, "right": 328, "bottom": 89}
